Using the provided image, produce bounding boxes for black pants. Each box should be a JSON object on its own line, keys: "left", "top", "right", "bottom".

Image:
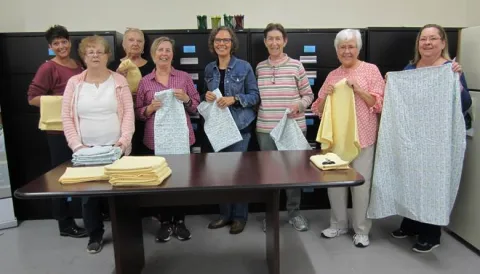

{"left": 82, "top": 197, "right": 104, "bottom": 240}
{"left": 144, "top": 147, "right": 186, "bottom": 223}
{"left": 47, "top": 134, "right": 76, "bottom": 230}
{"left": 400, "top": 217, "right": 442, "bottom": 244}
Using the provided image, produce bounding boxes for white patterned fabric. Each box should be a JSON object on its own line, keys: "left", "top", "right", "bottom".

{"left": 153, "top": 89, "right": 190, "bottom": 155}
{"left": 270, "top": 109, "right": 311, "bottom": 151}
{"left": 367, "top": 64, "right": 466, "bottom": 226}
{"left": 197, "top": 89, "right": 242, "bottom": 152}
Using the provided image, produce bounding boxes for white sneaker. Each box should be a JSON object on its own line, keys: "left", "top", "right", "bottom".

{"left": 353, "top": 234, "right": 369, "bottom": 247}
{"left": 321, "top": 228, "right": 348, "bottom": 238}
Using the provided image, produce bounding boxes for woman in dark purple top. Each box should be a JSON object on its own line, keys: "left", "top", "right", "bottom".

{"left": 389, "top": 24, "right": 472, "bottom": 253}
{"left": 27, "top": 25, "right": 86, "bottom": 239}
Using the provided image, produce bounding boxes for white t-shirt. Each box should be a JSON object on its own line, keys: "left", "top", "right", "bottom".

{"left": 77, "top": 75, "right": 121, "bottom": 146}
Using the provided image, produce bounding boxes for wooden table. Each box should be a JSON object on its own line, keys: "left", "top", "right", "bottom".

{"left": 14, "top": 150, "right": 364, "bottom": 274}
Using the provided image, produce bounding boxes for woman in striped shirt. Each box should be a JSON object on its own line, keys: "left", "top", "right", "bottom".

{"left": 256, "top": 23, "right": 314, "bottom": 232}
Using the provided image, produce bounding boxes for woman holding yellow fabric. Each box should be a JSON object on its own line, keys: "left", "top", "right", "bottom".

{"left": 27, "top": 25, "right": 86, "bottom": 239}
{"left": 311, "top": 29, "right": 385, "bottom": 248}
{"left": 109, "top": 28, "right": 155, "bottom": 156}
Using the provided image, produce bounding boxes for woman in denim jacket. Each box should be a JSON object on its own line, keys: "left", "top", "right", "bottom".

{"left": 203, "top": 26, "right": 260, "bottom": 234}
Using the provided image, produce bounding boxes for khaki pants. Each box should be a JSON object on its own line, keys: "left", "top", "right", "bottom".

{"left": 328, "top": 145, "right": 375, "bottom": 235}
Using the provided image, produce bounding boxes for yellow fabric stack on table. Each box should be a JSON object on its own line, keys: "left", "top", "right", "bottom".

{"left": 59, "top": 166, "right": 109, "bottom": 184}
{"left": 38, "top": 96, "right": 63, "bottom": 131}
{"left": 316, "top": 78, "right": 360, "bottom": 163}
{"left": 118, "top": 59, "right": 142, "bottom": 94}
{"left": 104, "top": 156, "right": 172, "bottom": 187}
{"left": 310, "top": 153, "right": 350, "bottom": 171}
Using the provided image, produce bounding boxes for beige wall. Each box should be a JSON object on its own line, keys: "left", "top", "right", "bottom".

{"left": 467, "top": 0, "right": 480, "bottom": 26}
{"left": 0, "top": 0, "right": 469, "bottom": 32}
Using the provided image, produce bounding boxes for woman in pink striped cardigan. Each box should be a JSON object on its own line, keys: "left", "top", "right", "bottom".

{"left": 62, "top": 35, "right": 134, "bottom": 254}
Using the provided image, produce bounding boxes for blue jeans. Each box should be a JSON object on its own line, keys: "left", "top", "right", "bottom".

{"left": 218, "top": 132, "right": 250, "bottom": 221}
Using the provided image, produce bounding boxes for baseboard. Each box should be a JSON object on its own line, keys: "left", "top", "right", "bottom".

{"left": 444, "top": 227, "right": 480, "bottom": 255}
{"left": 0, "top": 219, "right": 18, "bottom": 230}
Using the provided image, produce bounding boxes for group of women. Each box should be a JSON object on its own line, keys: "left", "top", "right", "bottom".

{"left": 27, "top": 22, "right": 471, "bottom": 254}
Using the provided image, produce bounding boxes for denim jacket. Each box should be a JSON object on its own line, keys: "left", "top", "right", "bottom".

{"left": 203, "top": 56, "right": 260, "bottom": 131}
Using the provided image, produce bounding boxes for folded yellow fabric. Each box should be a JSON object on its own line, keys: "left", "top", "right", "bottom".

{"left": 110, "top": 163, "right": 168, "bottom": 179}
{"left": 104, "top": 156, "right": 167, "bottom": 172}
{"left": 59, "top": 166, "right": 109, "bottom": 184}
{"left": 39, "top": 96, "right": 63, "bottom": 131}
{"left": 316, "top": 78, "right": 360, "bottom": 163}
{"left": 310, "top": 153, "right": 350, "bottom": 171}
{"left": 110, "top": 166, "right": 172, "bottom": 186}
{"left": 118, "top": 59, "right": 142, "bottom": 94}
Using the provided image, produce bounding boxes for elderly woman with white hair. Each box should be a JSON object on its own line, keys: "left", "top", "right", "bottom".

{"left": 311, "top": 29, "right": 385, "bottom": 248}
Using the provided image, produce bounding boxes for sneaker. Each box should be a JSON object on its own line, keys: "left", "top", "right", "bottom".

{"left": 288, "top": 215, "right": 309, "bottom": 231}
{"left": 412, "top": 241, "right": 440, "bottom": 253}
{"left": 86, "top": 239, "right": 103, "bottom": 254}
{"left": 353, "top": 234, "right": 370, "bottom": 247}
{"left": 321, "top": 228, "right": 348, "bottom": 238}
{"left": 262, "top": 218, "right": 266, "bottom": 232}
{"left": 155, "top": 221, "right": 173, "bottom": 242}
{"left": 173, "top": 220, "right": 191, "bottom": 241}
{"left": 60, "top": 224, "right": 88, "bottom": 238}
{"left": 391, "top": 228, "right": 418, "bottom": 239}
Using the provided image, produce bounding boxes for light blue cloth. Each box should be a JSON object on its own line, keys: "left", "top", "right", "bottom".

{"left": 72, "top": 146, "right": 122, "bottom": 166}
{"left": 367, "top": 64, "right": 466, "bottom": 226}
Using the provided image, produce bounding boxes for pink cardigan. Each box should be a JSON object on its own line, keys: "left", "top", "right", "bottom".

{"left": 61, "top": 70, "right": 135, "bottom": 155}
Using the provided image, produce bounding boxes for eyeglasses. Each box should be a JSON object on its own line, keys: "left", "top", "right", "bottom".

{"left": 86, "top": 51, "right": 106, "bottom": 57}
{"left": 419, "top": 36, "right": 441, "bottom": 43}
{"left": 214, "top": 38, "right": 232, "bottom": 44}
{"left": 338, "top": 45, "right": 357, "bottom": 52}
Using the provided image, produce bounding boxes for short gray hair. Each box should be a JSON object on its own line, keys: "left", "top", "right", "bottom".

{"left": 334, "top": 29, "right": 362, "bottom": 51}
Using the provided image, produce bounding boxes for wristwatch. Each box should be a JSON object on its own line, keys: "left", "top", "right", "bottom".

{"left": 234, "top": 95, "right": 240, "bottom": 104}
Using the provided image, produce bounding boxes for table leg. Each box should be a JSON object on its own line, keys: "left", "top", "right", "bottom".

{"left": 109, "top": 196, "right": 144, "bottom": 274}
{"left": 265, "top": 190, "right": 280, "bottom": 274}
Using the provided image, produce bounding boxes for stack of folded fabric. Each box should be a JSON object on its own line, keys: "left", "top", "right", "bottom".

{"left": 59, "top": 166, "right": 109, "bottom": 184}
{"left": 310, "top": 153, "right": 350, "bottom": 171}
{"left": 72, "top": 146, "right": 122, "bottom": 166}
{"left": 104, "top": 156, "right": 172, "bottom": 187}
{"left": 38, "top": 96, "right": 63, "bottom": 131}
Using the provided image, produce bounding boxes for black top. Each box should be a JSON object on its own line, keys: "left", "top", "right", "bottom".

{"left": 108, "top": 59, "right": 155, "bottom": 77}
{"left": 219, "top": 69, "right": 226, "bottom": 96}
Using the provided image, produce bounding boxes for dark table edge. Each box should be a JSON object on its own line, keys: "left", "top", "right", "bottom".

{"left": 14, "top": 180, "right": 364, "bottom": 199}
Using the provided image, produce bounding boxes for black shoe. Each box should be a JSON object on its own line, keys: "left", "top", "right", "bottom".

{"left": 155, "top": 221, "right": 173, "bottom": 243}
{"left": 391, "top": 228, "right": 417, "bottom": 239}
{"left": 174, "top": 220, "right": 191, "bottom": 241}
{"left": 60, "top": 224, "right": 88, "bottom": 238}
{"left": 208, "top": 219, "right": 230, "bottom": 229}
{"left": 412, "top": 241, "right": 440, "bottom": 253}
{"left": 229, "top": 220, "right": 246, "bottom": 234}
{"left": 86, "top": 238, "right": 103, "bottom": 254}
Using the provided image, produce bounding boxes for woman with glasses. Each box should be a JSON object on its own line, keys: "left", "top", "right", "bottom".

{"left": 388, "top": 24, "right": 471, "bottom": 253}
{"left": 311, "top": 29, "right": 385, "bottom": 248}
{"left": 203, "top": 26, "right": 260, "bottom": 235}
{"left": 256, "top": 23, "right": 314, "bottom": 233}
{"left": 62, "top": 35, "right": 135, "bottom": 254}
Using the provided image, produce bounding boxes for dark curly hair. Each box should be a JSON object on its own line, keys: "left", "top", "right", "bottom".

{"left": 45, "top": 25, "right": 70, "bottom": 44}
{"left": 208, "top": 26, "right": 239, "bottom": 56}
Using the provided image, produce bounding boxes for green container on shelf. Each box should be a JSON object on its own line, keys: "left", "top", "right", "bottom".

{"left": 211, "top": 16, "right": 221, "bottom": 29}
{"left": 197, "top": 15, "right": 207, "bottom": 30}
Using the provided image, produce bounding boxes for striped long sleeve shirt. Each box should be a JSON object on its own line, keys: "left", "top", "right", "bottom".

{"left": 255, "top": 54, "right": 314, "bottom": 133}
